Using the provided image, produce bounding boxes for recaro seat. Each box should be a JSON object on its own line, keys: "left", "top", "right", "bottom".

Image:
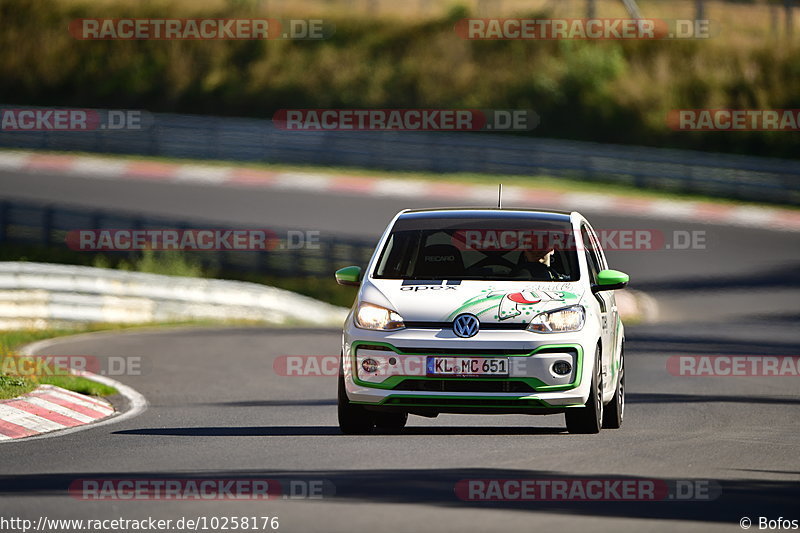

{"left": 413, "top": 244, "right": 465, "bottom": 278}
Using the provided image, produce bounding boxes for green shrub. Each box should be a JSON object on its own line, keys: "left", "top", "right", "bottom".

{"left": 0, "top": 0, "right": 798, "bottom": 158}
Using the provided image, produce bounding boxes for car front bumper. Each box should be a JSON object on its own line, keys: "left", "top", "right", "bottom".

{"left": 342, "top": 318, "right": 599, "bottom": 412}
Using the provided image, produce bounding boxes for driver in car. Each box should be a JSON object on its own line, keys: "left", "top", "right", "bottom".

{"left": 514, "top": 238, "right": 564, "bottom": 280}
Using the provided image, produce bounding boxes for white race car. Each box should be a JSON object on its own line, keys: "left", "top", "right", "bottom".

{"left": 335, "top": 208, "right": 629, "bottom": 434}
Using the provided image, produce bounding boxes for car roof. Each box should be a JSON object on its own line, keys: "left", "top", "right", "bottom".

{"left": 398, "top": 207, "right": 574, "bottom": 222}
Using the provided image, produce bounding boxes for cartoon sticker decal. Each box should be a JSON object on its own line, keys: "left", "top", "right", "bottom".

{"left": 445, "top": 288, "right": 578, "bottom": 323}
{"left": 494, "top": 290, "right": 564, "bottom": 320}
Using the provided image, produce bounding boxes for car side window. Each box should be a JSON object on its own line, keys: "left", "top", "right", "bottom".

{"left": 581, "top": 226, "right": 602, "bottom": 284}
{"left": 377, "top": 232, "right": 418, "bottom": 277}
{"left": 587, "top": 225, "right": 608, "bottom": 270}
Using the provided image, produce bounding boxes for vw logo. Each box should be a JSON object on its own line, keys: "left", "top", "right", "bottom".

{"left": 453, "top": 314, "right": 480, "bottom": 338}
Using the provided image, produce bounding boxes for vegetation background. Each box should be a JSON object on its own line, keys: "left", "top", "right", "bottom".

{"left": 1, "top": 0, "right": 798, "bottom": 159}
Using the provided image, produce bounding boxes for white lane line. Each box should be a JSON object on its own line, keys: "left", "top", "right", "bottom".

{"left": 24, "top": 396, "right": 96, "bottom": 423}
{"left": 0, "top": 404, "right": 65, "bottom": 432}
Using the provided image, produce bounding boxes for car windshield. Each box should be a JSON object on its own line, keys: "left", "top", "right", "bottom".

{"left": 373, "top": 215, "right": 580, "bottom": 281}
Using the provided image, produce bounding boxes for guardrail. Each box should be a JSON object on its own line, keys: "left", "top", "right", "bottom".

{"left": 0, "top": 199, "right": 377, "bottom": 279}
{"left": 1, "top": 107, "right": 798, "bottom": 205}
{"left": 0, "top": 262, "right": 348, "bottom": 328}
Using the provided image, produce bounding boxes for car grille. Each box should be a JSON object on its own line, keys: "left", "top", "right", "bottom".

{"left": 393, "top": 379, "right": 535, "bottom": 393}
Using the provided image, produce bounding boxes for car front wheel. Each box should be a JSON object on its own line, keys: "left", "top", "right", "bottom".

{"left": 602, "top": 347, "right": 624, "bottom": 429}
{"left": 565, "top": 345, "right": 603, "bottom": 434}
{"left": 338, "top": 370, "right": 375, "bottom": 435}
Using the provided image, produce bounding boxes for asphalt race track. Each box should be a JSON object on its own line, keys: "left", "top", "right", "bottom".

{"left": 1, "top": 168, "right": 799, "bottom": 532}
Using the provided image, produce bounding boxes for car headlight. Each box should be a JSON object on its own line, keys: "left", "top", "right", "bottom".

{"left": 354, "top": 302, "right": 405, "bottom": 331}
{"left": 527, "top": 305, "right": 585, "bottom": 333}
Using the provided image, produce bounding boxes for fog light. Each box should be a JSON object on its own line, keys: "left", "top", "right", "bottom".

{"left": 388, "top": 357, "right": 397, "bottom": 365}
{"left": 361, "top": 358, "right": 379, "bottom": 373}
{"left": 553, "top": 360, "right": 572, "bottom": 376}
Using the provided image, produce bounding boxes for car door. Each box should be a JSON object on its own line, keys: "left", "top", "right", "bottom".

{"left": 580, "top": 224, "right": 615, "bottom": 393}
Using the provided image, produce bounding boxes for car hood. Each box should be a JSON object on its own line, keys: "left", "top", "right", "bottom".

{"left": 361, "top": 279, "right": 586, "bottom": 324}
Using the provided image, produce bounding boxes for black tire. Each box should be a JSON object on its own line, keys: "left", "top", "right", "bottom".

{"left": 602, "top": 347, "right": 624, "bottom": 429}
{"left": 338, "top": 371, "right": 374, "bottom": 435}
{"left": 565, "top": 346, "right": 603, "bottom": 434}
{"left": 374, "top": 411, "right": 407, "bottom": 433}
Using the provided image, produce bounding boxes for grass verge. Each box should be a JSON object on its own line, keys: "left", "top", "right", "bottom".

{"left": 0, "top": 327, "right": 118, "bottom": 400}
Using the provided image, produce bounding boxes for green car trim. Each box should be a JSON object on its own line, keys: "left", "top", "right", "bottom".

{"left": 349, "top": 341, "right": 583, "bottom": 393}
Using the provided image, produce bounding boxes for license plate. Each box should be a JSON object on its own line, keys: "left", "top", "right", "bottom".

{"left": 426, "top": 357, "right": 509, "bottom": 377}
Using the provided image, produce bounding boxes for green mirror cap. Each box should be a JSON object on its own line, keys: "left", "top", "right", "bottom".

{"left": 596, "top": 269, "right": 629, "bottom": 286}
{"left": 335, "top": 266, "right": 362, "bottom": 286}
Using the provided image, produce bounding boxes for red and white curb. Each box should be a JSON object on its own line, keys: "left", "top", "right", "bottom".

{"left": 0, "top": 334, "right": 148, "bottom": 443}
{"left": 2, "top": 149, "right": 800, "bottom": 232}
{"left": 0, "top": 385, "right": 114, "bottom": 440}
